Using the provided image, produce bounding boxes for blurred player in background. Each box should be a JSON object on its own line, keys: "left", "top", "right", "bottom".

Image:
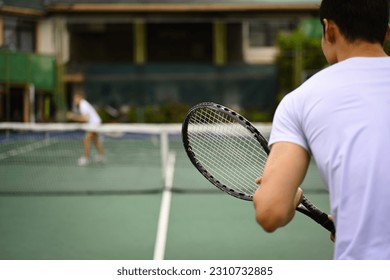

{"left": 67, "top": 90, "right": 105, "bottom": 166}
{"left": 253, "top": 0, "right": 390, "bottom": 259}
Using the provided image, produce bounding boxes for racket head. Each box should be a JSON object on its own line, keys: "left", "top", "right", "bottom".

{"left": 182, "top": 102, "right": 270, "bottom": 201}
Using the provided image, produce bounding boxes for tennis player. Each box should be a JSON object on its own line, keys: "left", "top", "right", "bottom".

{"left": 67, "top": 90, "right": 105, "bottom": 166}
{"left": 253, "top": 0, "right": 390, "bottom": 259}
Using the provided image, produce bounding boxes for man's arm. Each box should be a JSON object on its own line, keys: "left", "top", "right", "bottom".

{"left": 66, "top": 112, "right": 88, "bottom": 123}
{"left": 253, "top": 142, "right": 310, "bottom": 232}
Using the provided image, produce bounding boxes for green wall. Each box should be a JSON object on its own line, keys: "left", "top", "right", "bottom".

{"left": 0, "top": 50, "right": 56, "bottom": 92}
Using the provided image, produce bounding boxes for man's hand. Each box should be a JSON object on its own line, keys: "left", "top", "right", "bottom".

{"left": 329, "top": 215, "right": 335, "bottom": 242}
{"left": 66, "top": 112, "right": 75, "bottom": 121}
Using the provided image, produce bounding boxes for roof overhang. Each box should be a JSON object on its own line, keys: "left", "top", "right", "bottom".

{"left": 46, "top": 3, "right": 320, "bottom": 13}
{"left": 0, "top": 5, "right": 45, "bottom": 17}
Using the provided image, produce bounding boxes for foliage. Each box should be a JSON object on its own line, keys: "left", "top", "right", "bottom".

{"left": 276, "top": 30, "right": 327, "bottom": 101}
{"left": 126, "top": 102, "right": 191, "bottom": 123}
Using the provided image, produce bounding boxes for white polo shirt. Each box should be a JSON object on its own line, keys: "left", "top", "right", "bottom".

{"left": 270, "top": 57, "right": 390, "bottom": 259}
{"left": 79, "top": 99, "right": 101, "bottom": 125}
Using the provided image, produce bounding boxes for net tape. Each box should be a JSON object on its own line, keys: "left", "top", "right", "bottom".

{"left": 0, "top": 122, "right": 271, "bottom": 196}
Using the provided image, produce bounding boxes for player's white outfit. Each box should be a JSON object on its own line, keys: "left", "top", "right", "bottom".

{"left": 269, "top": 57, "right": 390, "bottom": 259}
{"left": 78, "top": 99, "right": 103, "bottom": 166}
{"left": 79, "top": 99, "right": 102, "bottom": 125}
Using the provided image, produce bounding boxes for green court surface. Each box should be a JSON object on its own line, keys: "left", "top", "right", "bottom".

{"left": 0, "top": 131, "right": 334, "bottom": 260}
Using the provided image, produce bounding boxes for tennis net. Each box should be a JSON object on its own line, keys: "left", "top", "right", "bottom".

{"left": 0, "top": 122, "right": 272, "bottom": 196}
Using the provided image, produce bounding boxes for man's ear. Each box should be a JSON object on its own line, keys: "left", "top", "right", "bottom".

{"left": 323, "top": 18, "right": 337, "bottom": 44}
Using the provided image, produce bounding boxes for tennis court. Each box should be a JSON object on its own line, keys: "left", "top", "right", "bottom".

{"left": 0, "top": 123, "right": 333, "bottom": 260}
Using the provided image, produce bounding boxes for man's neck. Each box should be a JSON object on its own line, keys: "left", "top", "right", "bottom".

{"left": 337, "top": 40, "right": 388, "bottom": 62}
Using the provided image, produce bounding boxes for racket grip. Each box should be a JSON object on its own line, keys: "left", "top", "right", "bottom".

{"left": 301, "top": 196, "right": 335, "bottom": 233}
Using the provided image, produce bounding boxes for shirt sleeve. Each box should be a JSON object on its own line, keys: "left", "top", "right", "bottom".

{"left": 269, "top": 93, "right": 310, "bottom": 152}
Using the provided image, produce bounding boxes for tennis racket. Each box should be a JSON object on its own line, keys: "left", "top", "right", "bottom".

{"left": 182, "top": 102, "right": 335, "bottom": 233}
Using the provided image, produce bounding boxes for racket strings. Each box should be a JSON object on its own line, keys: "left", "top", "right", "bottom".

{"left": 189, "top": 120, "right": 265, "bottom": 195}
{"left": 187, "top": 108, "right": 268, "bottom": 196}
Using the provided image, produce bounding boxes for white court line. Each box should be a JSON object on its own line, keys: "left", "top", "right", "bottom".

{"left": 153, "top": 151, "right": 176, "bottom": 260}
{"left": 0, "top": 139, "right": 57, "bottom": 161}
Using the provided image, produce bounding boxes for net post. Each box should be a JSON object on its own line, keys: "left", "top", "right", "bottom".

{"left": 29, "top": 84, "right": 35, "bottom": 123}
{"left": 160, "top": 128, "right": 169, "bottom": 186}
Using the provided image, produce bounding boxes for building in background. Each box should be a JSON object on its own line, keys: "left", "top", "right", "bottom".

{"left": 0, "top": 0, "right": 59, "bottom": 122}
{"left": 0, "top": 0, "right": 323, "bottom": 123}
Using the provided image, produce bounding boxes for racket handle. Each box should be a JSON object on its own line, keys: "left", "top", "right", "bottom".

{"left": 300, "top": 196, "right": 335, "bottom": 234}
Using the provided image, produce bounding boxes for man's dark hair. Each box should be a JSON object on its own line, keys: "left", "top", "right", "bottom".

{"left": 320, "top": 0, "right": 389, "bottom": 44}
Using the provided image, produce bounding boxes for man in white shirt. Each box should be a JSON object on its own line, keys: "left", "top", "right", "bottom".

{"left": 67, "top": 91, "right": 105, "bottom": 166}
{"left": 253, "top": 0, "right": 390, "bottom": 259}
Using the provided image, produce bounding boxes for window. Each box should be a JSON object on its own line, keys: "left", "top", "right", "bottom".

{"left": 243, "top": 18, "right": 298, "bottom": 64}
{"left": 2, "top": 17, "right": 36, "bottom": 52}
{"left": 68, "top": 23, "right": 133, "bottom": 64}
{"left": 147, "top": 23, "right": 212, "bottom": 63}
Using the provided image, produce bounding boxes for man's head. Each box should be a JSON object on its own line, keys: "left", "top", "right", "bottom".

{"left": 319, "top": 0, "right": 390, "bottom": 63}
{"left": 320, "top": 0, "right": 389, "bottom": 44}
{"left": 73, "top": 90, "right": 85, "bottom": 106}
